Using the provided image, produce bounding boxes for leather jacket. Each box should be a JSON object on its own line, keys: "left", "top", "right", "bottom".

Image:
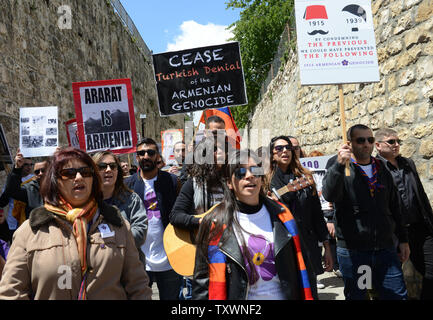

{"left": 192, "top": 196, "right": 318, "bottom": 300}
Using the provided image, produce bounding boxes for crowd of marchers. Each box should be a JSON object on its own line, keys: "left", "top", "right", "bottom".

{"left": 0, "top": 116, "right": 432, "bottom": 300}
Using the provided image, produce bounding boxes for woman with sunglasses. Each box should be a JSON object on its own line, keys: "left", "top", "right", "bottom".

{"left": 193, "top": 149, "right": 318, "bottom": 300}
{"left": 169, "top": 135, "right": 230, "bottom": 299}
{"left": 267, "top": 136, "right": 333, "bottom": 289}
{"left": 0, "top": 147, "right": 151, "bottom": 300}
{"left": 92, "top": 151, "right": 148, "bottom": 264}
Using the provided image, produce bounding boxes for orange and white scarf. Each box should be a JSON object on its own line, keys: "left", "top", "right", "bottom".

{"left": 44, "top": 198, "right": 98, "bottom": 299}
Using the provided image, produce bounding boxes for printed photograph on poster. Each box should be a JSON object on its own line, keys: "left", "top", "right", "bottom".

{"left": 72, "top": 79, "right": 138, "bottom": 155}
{"left": 65, "top": 119, "right": 80, "bottom": 148}
{"left": 152, "top": 42, "right": 248, "bottom": 116}
{"left": 161, "top": 129, "right": 184, "bottom": 166}
{"left": 19, "top": 106, "right": 59, "bottom": 158}
{"left": 294, "top": 0, "right": 379, "bottom": 85}
{"left": 0, "top": 123, "right": 13, "bottom": 166}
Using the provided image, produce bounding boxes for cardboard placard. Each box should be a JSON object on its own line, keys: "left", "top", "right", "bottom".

{"left": 153, "top": 42, "right": 248, "bottom": 116}
{"left": 72, "top": 78, "right": 138, "bottom": 155}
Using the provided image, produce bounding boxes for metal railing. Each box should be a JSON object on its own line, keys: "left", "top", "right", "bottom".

{"left": 110, "top": 0, "right": 152, "bottom": 57}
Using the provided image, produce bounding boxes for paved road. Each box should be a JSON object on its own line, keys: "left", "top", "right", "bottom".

{"left": 317, "top": 271, "right": 345, "bottom": 300}
{"left": 150, "top": 271, "right": 345, "bottom": 300}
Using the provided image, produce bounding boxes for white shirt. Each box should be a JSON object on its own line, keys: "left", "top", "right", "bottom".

{"left": 234, "top": 205, "right": 285, "bottom": 300}
{"left": 140, "top": 176, "right": 172, "bottom": 272}
{"left": 359, "top": 163, "right": 373, "bottom": 178}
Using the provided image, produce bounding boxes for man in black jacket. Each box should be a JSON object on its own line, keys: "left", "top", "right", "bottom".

{"left": 124, "top": 137, "right": 182, "bottom": 300}
{"left": 322, "top": 124, "right": 410, "bottom": 300}
{"left": 375, "top": 128, "right": 433, "bottom": 299}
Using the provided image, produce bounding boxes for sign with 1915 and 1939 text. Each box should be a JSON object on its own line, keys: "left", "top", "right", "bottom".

{"left": 152, "top": 42, "right": 248, "bottom": 116}
{"left": 295, "top": 0, "right": 379, "bottom": 85}
{"left": 72, "top": 78, "right": 138, "bottom": 155}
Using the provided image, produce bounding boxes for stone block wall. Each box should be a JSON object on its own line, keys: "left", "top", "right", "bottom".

{"left": 248, "top": 0, "right": 433, "bottom": 205}
{"left": 0, "top": 0, "right": 183, "bottom": 177}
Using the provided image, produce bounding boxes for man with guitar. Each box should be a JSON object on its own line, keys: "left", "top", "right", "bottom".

{"left": 322, "top": 124, "right": 410, "bottom": 300}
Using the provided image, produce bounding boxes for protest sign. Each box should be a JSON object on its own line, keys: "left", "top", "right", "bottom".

{"left": 0, "top": 123, "right": 13, "bottom": 171}
{"left": 295, "top": 0, "right": 379, "bottom": 85}
{"left": 153, "top": 42, "right": 248, "bottom": 116}
{"left": 19, "top": 106, "right": 59, "bottom": 158}
{"left": 72, "top": 78, "right": 138, "bottom": 154}
{"left": 161, "top": 129, "right": 184, "bottom": 166}
{"left": 65, "top": 118, "right": 80, "bottom": 148}
{"left": 300, "top": 155, "right": 334, "bottom": 210}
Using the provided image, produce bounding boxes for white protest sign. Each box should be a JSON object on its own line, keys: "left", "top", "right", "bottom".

{"left": 300, "top": 155, "right": 334, "bottom": 211}
{"left": 65, "top": 119, "right": 80, "bottom": 148}
{"left": 161, "top": 129, "right": 184, "bottom": 166}
{"left": 295, "top": 0, "right": 379, "bottom": 85}
{"left": 19, "top": 106, "right": 59, "bottom": 157}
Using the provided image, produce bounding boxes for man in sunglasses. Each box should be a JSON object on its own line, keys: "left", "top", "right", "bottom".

{"left": 322, "top": 124, "right": 410, "bottom": 300}
{"left": 4, "top": 150, "right": 48, "bottom": 227}
{"left": 124, "top": 137, "right": 183, "bottom": 300}
{"left": 376, "top": 128, "right": 433, "bottom": 299}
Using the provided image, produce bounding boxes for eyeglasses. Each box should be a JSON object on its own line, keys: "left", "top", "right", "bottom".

{"left": 98, "top": 162, "right": 118, "bottom": 171}
{"left": 274, "top": 145, "right": 293, "bottom": 153}
{"left": 379, "top": 139, "right": 402, "bottom": 146}
{"left": 234, "top": 166, "right": 264, "bottom": 180}
{"left": 34, "top": 169, "right": 45, "bottom": 175}
{"left": 58, "top": 167, "right": 93, "bottom": 180}
{"left": 292, "top": 146, "right": 301, "bottom": 151}
{"left": 137, "top": 149, "right": 157, "bottom": 157}
{"left": 353, "top": 137, "right": 375, "bottom": 144}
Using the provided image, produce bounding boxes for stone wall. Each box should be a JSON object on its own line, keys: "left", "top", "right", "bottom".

{"left": 248, "top": 0, "right": 433, "bottom": 205}
{"left": 0, "top": 0, "right": 183, "bottom": 181}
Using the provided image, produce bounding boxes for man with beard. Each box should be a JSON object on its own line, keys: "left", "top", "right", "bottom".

{"left": 125, "top": 137, "right": 182, "bottom": 300}
{"left": 375, "top": 128, "right": 433, "bottom": 299}
{"left": 322, "top": 124, "right": 410, "bottom": 300}
{"left": 3, "top": 150, "right": 48, "bottom": 227}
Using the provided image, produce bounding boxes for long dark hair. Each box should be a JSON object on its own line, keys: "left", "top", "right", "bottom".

{"left": 186, "top": 134, "right": 231, "bottom": 189}
{"left": 91, "top": 151, "right": 132, "bottom": 201}
{"left": 196, "top": 149, "right": 263, "bottom": 285}
{"left": 268, "top": 135, "right": 312, "bottom": 177}
{"left": 40, "top": 147, "right": 102, "bottom": 207}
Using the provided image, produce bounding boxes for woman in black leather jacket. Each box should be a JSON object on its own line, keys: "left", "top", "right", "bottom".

{"left": 192, "top": 149, "right": 318, "bottom": 300}
{"left": 268, "top": 136, "right": 333, "bottom": 281}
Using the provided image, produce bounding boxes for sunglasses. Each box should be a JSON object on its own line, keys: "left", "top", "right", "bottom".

{"left": 379, "top": 139, "right": 402, "bottom": 146}
{"left": 34, "top": 169, "right": 45, "bottom": 175}
{"left": 274, "top": 145, "right": 293, "bottom": 153}
{"left": 234, "top": 166, "right": 264, "bottom": 180}
{"left": 353, "top": 137, "right": 375, "bottom": 144}
{"left": 137, "top": 149, "right": 157, "bottom": 157}
{"left": 98, "top": 162, "right": 118, "bottom": 171}
{"left": 58, "top": 167, "right": 93, "bottom": 180}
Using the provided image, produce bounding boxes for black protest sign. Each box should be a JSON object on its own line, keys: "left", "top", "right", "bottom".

{"left": 0, "top": 123, "right": 13, "bottom": 168}
{"left": 153, "top": 42, "right": 248, "bottom": 116}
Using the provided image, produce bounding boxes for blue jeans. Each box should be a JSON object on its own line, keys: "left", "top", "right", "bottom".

{"left": 179, "top": 277, "right": 192, "bottom": 300}
{"left": 337, "top": 247, "right": 408, "bottom": 300}
{"left": 147, "top": 269, "right": 183, "bottom": 300}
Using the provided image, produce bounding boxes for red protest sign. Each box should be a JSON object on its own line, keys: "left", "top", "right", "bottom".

{"left": 72, "top": 79, "right": 137, "bottom": 155}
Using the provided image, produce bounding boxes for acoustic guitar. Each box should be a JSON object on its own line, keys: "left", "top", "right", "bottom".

{"left": 271, "top": 174, "right": 315, "bottom": 200}
{"left": 163, "top": 203, "right": 220, "bottom": 277}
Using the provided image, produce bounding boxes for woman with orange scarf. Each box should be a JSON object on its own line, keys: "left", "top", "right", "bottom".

{"left": 0, "top": 147, "right": 152, "bottom": 300}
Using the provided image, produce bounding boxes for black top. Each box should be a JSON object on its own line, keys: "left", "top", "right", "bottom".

{"left": 235, "top": 199, "right": 263, "bottom": 214}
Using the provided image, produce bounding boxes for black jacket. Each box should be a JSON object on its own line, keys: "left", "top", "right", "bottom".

{"left": 124, "top": 170, "right": 178, "bottom": 229}
{"left": 377, "top": 155, "right": 433, "bottom": 233}
{"left": 270, "top": 167, "right": 329, "bottom": 275}
{"left": 5, "top": 167, "right": 42, "bottom": 219}
{"left": 192, "top": 197, "right": 318, "bottom": 300}
{"left": 322, "top": 155, "right": 408, "bottom": 250}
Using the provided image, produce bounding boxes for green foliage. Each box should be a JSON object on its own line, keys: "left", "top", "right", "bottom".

{"left": 227, "top": 0, "right": 294, "bottom": 128}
